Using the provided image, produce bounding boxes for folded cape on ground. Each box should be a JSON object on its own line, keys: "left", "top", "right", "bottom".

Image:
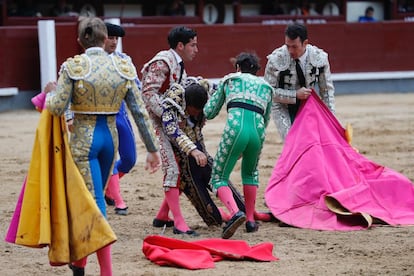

{"left": 265, "top": 90, "right": 414, "bottom": 231}
{"left": 142, "top": 235, "right": 278, "bottom": 269}
{"left": 5, "top": 110, "right": 116, "bottom": 265}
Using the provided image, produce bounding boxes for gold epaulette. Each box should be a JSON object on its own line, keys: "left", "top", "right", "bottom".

{"left": 162, "top": 83, "right": 186, "bottom": 115}
{"left": 111, "top": 55, "right": 137, "bottom": 80}
{"left": 64, "top": 54, "right": 91, "bottom": 80}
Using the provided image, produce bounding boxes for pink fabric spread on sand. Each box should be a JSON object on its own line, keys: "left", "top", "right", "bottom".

{"left": 142, "top": 235, "right": 278, "bottom": 269}
{"left": 265, "top": 90, "right": 414, "bottom": 230}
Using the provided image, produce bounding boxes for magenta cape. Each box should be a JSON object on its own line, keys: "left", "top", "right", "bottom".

{"left": 265, "top": 91, "right": 414, "bottom": 230}
{"left": 142, "top": 235, "right": 278, "bottom": 269}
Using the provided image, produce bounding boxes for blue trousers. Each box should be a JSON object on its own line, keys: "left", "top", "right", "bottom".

{"left": 70, "top": 114, "right": 117, "bottom": 217}
{"left": 113, "top": 101, "right": 137, "bottom": 174}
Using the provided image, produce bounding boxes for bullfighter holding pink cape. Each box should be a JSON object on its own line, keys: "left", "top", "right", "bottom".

{"left": 265, "top": 90, "right": 414, "bottom": 230}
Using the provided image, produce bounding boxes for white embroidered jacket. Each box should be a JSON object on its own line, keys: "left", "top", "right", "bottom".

{"left": 264, "top": 44, "right": 335, "bottom": 140}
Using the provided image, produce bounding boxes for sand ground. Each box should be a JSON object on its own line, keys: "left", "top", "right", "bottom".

{"left": 1, "top": 92, "right": 413, "bottom": 275}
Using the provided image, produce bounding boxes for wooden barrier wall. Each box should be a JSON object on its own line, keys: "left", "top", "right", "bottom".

{"left": 1, "top": 21, "right": 414, "bottom": 91}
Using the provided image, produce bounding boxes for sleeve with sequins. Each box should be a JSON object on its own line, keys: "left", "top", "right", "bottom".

{"left": 141, "top": 60, "right": 170, "bottom": 117}
{"left": 45, "top": 66, "right": 73, "bottom": 116}
{"left": 203, "top": 78, "right": 226, "bottom": 120}
{"left": 161, "top": 93, "right": 197, "bottom": 156}
{"left": 125, "top": 81, "right": 159, "bottom": 153}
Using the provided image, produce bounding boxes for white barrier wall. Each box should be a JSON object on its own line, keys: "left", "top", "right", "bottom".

{"left": 38, "top": 20, "right": 57, "bottom": 90}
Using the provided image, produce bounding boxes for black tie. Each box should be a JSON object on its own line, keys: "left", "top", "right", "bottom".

{"left": 295, "top": 59, "right": 306, "bottom": 87}
{"left": 288, "top": 59, "right": 305, "bottom": 123}
{"left": 178, "top": 61, "right": 184, "bottom": 83}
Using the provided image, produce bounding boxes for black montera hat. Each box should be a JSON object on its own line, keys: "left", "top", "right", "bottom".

{"left": 105, "top": 22, "right": 125, "bottom": 37}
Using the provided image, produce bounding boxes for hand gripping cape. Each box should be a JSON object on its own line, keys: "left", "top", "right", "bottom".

{"left": 265, "top": 90, "right": 414, "bottom": 230}
{"left": 5, "top": 110, "right": 116, "bottom": 265}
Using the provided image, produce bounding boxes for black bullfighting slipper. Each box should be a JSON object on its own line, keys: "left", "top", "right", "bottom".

{"left": 222, "top": 211, "right": 246, "bottom": 239}
{"left": 245, "top": 221, "right": 259, "bottom": 233}
{"left": 104, "top": 195, "right": 115, "bottom": 206}
{"left": 153, "top": 218, "right": 174, "bottom": 228}
{"left": 114, "top": 207, "right": 128, "bottom": 216}
{"left": 69, "top": 264, "right": 85, "bottom": 276}
{"left": 173, "top": 227, "right": 200, "bottom": 237}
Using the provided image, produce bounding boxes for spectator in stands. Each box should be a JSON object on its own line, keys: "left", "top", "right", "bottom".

{"left": 51, "top": 0, "right": 79, "bottom": 16}
{"left": 308, "top": 2, "right": 320, "bottom": 15}
{"left": 299, "top": 1, "right": 319, "bottom": 16}
{"left": 398, "top": 0, "right": 412, "bottom": 12}
{"left": 358, "top": 6, "right": 376, "bottom": 22}
{"left": 163, "top": 0, "right": 186, "bottom": 16}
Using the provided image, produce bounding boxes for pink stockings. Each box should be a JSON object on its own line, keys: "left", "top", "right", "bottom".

{"left": 156, "top": 187, "right": 190, "bottom": 232}
{"left": 217, "top": 185, "right": 257, "bottom": 222}
{"left": 72, "top": 244, "right": 112, "bottom": 276}
{"left": 155, "top": 197, "right": 171, "bottom": 221}
{"left": 105, "top": 173, "right": 127, "bottom": 209}
{"left": 243, "top": 185, "right": 257, "bottom": 223}
{"left": 217, "top": 186, "right": 240, "bottom": 216}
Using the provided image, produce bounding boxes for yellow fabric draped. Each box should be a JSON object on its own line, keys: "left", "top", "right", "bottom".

{"left": 15, "top": 110, "right": 116, "bottom": 265}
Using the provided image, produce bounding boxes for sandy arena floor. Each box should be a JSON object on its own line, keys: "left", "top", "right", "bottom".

{"left": 1, "top": 92, "right": 413, "bottom": 275}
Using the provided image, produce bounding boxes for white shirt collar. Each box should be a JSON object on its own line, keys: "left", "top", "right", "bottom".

{"left": 85, "top": 47, "right": 105, "bottom": 53}
{"left": 297, "top": 49, "right": 308, "bottom": 66}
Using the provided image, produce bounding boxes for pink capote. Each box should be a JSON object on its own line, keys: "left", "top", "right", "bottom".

{"left": 142, "top": 235, "right": 278, "bottom": 269}
{"left": 265, "top": 90, "right": 414, "bottom": 230}
{"left": 5, "top": 178, "right": 26, "bottom": 243}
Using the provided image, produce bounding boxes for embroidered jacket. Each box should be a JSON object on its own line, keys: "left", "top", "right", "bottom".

{"left": 161, "top": 82, "right": 207, "bottom": 156}
{"left": 264, "top": 44, "right": 335, "bottom": 140}
{"left": 46, "top": 47, "right": 158, "bottom": 152}
{"left": 62, "top": 50, "right": 142, "bottom": 122}
{"left": 141, "top": 49, "right": 186, "bottom": 117}
{"left": 204, "top": 72, "right": 273, "bottom": 128}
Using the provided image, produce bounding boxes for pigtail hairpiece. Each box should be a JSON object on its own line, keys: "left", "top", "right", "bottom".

{"left": 85, "top": 26, "right": 92, "bottom": 38}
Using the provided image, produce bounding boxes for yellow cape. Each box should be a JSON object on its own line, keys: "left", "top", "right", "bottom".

{"left": 15, "top": 110, "right": 116, "bottom": 265}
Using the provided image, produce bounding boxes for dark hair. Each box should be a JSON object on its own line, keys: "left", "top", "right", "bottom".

{"left": 167, "top": 26, "right": 197, "bottom": 49}
{"left": 235, "top": 52, "right": 261, "bottom": 75}
{"left": 365, "top": 6, "right": 374, "bottom": 15}
{"left": 185, "top": 83, "right": 208, "bottom": 110}
{"left": 285, "top": 22, "right": 308, "bottom": 43}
